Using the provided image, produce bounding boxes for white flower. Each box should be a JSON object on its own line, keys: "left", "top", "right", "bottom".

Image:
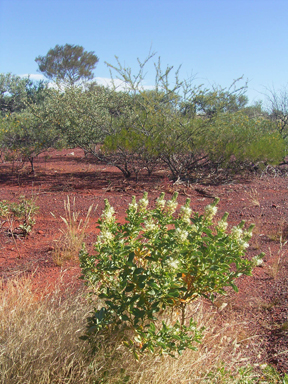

{"left": 239, "top": 241, "right": 249, "bottom": 250}
{"left": 179, "top": 205, "right": 192, "bottom": 224}
{"left": 181, "top": 206, "right": 192, "bottom": 217}
{"left": 218, "top": 220, "right": 228, "bottom": 231}
{"left": 251, "top": 256, "right": 264, "bottom": 267}
{"left": 231, "top": 226, "right": 250, "bottom": 251}
{"left": 139, "top": 192, "right": 149, "bottom": 212}
{"left": 205, "top": 204, "right": 218, "bottom": 220}
{"left": 166, "top": 200, "right": 178, "bottom": 215}
{"left": 98, "top": 229, "right": 114, "bottom": 243}
{"left": 129, "top": 201, "right": 138, "bottom": 211}
{"left": 101, "top": 200, "right": 115, "bottom": 223}
{"left": 145, "top": 218, "right": 158, "bottom": 232}
{"left": 104, "top": 208, "right": 115, "bottom": 222}
{"left": 175, "top": 227, "right": 188, "bottom": 242}
{"left": 168, "top": 259, "right": 179, "bottom": 269}
{"left": 182, "top": 216, "right": 191, "bottom": 225}
{"left": 231, "top": 226, "right": 243, "bottom": 241}
{"left": 156, "top": 194, "right": 166, "bottom": 209}
{"left": 243, "top": 230, "right": 253, "bottom": 240}
{"left": 128, "top": 196, "right": 138, "bottom": 213}
{"left": 190, "top": 224, "right": 198, "bottom": 232}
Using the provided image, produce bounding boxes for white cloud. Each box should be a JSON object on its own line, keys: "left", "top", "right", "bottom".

{"left": 20, "top": 74, "right": 59, "bottom": 90}
{"left": 95, "top": 77, "right": 154, "bottom": 91}
{"left": 20, "top": 73, "right": 46, "bottom": 81}
{"left": 95, "top": 77, "right": 126, "bottom": 90}
{"left": 18, "top": 74, "right": 155, "bottom": 92}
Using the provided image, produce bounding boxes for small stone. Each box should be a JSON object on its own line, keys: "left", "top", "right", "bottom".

{"left": 38, "top": 230, "right": 44, "bottom": 234}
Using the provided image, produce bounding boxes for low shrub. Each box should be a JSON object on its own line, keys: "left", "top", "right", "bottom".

{"left": 80, "top": 192, "right": 264, "bottom": 359}
{"left": 0, "top": 195, "right": 38, "bottom": 237}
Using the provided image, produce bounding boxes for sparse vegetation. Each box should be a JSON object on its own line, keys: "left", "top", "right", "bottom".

{"left": 1, "top": 52, "right": 288, "bottom": 382}
{"left": 1, "top": 160, "right": 288, "bottom": 382}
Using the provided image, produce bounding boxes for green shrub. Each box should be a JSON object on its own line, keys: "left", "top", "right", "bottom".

{"left": 0, "top": 196, "right": 38, "bottom": 236}
{"left": 0, "top": 111, "right": 59, "bottom": 172}
{"left": 80, "top": 192, "right": 263, "bottom": 359}
{"left": 206, "top": 113, "right": 286, "bottom": 168}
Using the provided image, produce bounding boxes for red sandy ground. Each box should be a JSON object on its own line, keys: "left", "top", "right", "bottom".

{"left": 0, "top": 148, "right": 287, "bottom": 373}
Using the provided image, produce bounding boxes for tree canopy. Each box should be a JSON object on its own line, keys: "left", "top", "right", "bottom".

{"left": 35, "top": 44, "right": 99, "bottom": 85}
{"left": 0, "top": 73, "right": 48, "bottom": 116}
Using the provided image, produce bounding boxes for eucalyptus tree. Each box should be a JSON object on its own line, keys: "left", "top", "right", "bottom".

{"left": 35, "top": 44, "right": 99, "bottom": 85}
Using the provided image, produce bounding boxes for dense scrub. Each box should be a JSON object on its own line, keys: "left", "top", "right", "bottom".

{"left": 1, "top": 57, "right": 287, "bottom": 182}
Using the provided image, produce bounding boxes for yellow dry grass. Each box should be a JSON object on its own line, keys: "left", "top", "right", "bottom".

{"left": 0, "top": 272, "right": 266, "bottom": 384}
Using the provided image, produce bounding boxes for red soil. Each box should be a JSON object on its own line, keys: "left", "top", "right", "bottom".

{"left": 0, "top": 148, "right": 287, "bottom": 372}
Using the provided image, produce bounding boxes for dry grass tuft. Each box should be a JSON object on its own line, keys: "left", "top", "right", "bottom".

{"left": 0, "top": 274, "right": 94, "bottom": 384}
{"left": 247, "top": 188, "right": 261, "bottom": 208}
{"left": 266, "top": 238, "right": 287, "bottom": 280}
{"left": 51, "top": 196, "right": 94, "bottom": 266}
{"left": 268, "top": 219, "right": 288, "bottom": 242}
{"left": 0, "top": 273, "right": 266, "bottom": 384}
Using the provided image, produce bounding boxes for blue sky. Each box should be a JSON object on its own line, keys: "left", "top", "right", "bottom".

{"left": 0, "top": 0, "right": 287, "bottom": 104}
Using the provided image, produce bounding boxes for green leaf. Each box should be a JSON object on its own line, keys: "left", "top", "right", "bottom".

{"left": 134, "top": 267, "right": 144, "bottom": 275}
{"left": 167, "top": 290, "right": 180, "bottom": 298}
{"left": 127, "top": 252, "right": 135, "bottom": 266}
{"left": 147, "top": 281, "right": 159, "bottom": 289}
{"left": 230, "top": 282, "right": 239, "bottom": 292}
{"left": 209, "top": 265, "right": 220, "bottom": 271}
{"left": 125, "top": 283, "right": 135, "bottom": 292}
{"left": 149, "top": 322, "right": 156, "bottom": 332}
{"left": 133, "top": 350, "right": 139, "bottom": 360}
{"left": 136, "top": 275, "right": 147, "bottom": 288}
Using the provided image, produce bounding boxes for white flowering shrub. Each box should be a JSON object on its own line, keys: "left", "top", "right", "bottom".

{"left": 80, "top": 192, "right": 263, "bottom": 359}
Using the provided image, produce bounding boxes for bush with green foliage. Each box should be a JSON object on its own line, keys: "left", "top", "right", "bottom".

{"left": 29, "top": 84, "right": 114, "bottom": 154}
{"left": 0, "top": 111, "right": 59, "bottom": 172}
{"left": 0, "top": 196, "right": 38, "bottom": 237}
{"left": 205, "top": 112, "right": 286, "bottom": 171}
{"left": 80, "top": 192, "right": 263, "bottom": 359}
{"left": 0, "top": 73, "right": 48, "bottom": 116}
{"left": 5, "top": 55, "right": 284, "bottom": 182}
{"left": 101, "top": 56, "right": 284, "bottom": 181}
